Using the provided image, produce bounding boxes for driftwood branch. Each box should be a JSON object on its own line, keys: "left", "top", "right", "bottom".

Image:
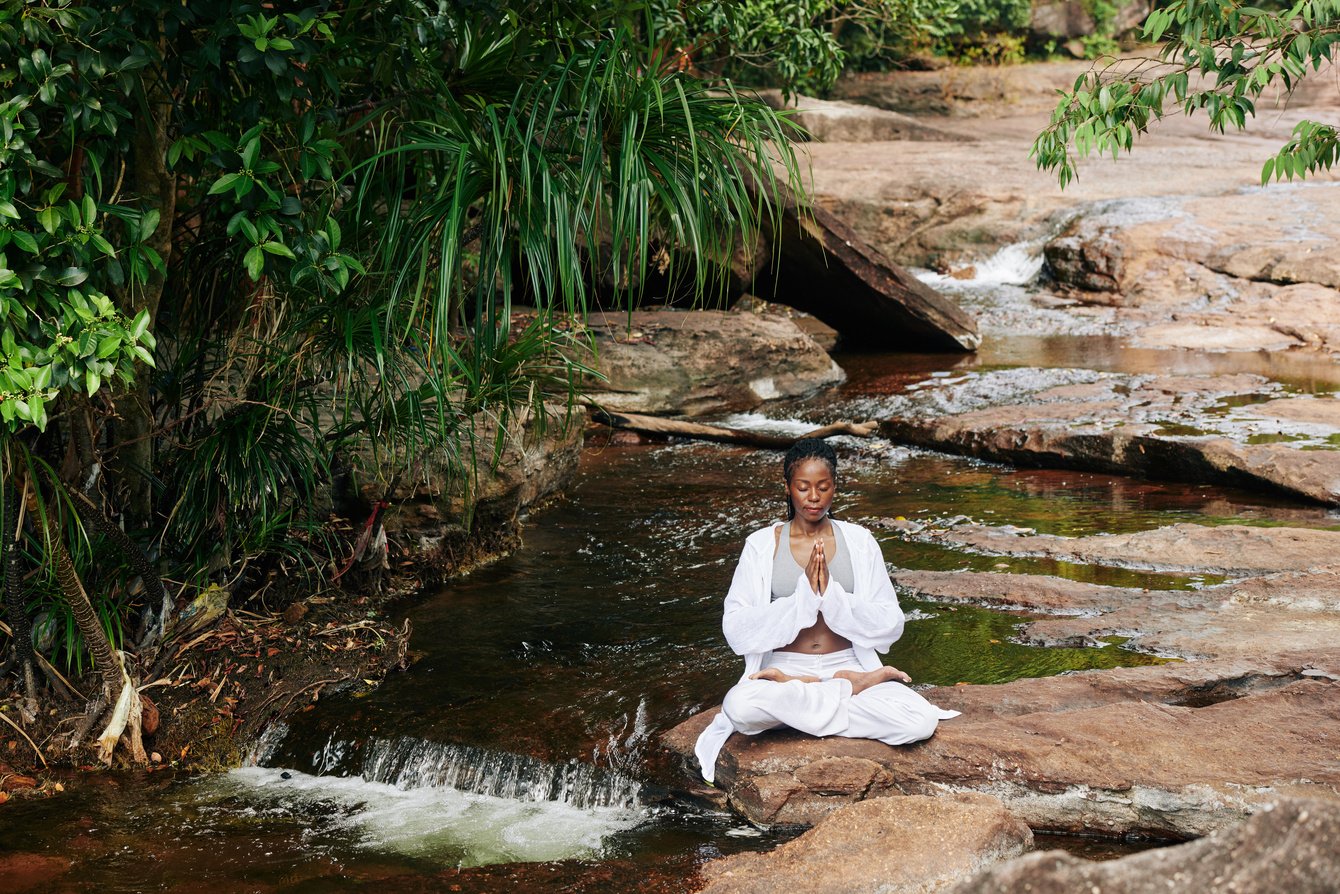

{"left": 592, "top": 409, "right": 877, "bottom": 449}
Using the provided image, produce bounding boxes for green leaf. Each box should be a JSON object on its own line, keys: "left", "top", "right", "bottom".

{"left": 54, "top": 266, "right": 87, "bottom": 286}
{"left": 138, "top": 209, "right": 160, "bottom": 241}
{"left": 131, "top": 308, "right": 150, "bottom": 339}
{"left": 97, "top": 335, "right": 121, "bottom": 358}
{"left": 85, "top": 369, "right": 100, "bottom": 396}
{"left": 131, "top": 344, "right": 155, "bottom": 367}
{"left": 260, "top": 240, "right": 295, "bottom": 259}
{"left": 244, "top": 245, "right": 265, "bottom": 280}
{"left": 10, "top": 231, "right": 38, "bottom": 253}
{"left": 209, "top": 173, "right": 242, "bottom": 195}
{"left": 37, "top": 206, "right": 58, "bottom": 234}
{"left": 0, "top": 201, "right": 18, "bottom": 219}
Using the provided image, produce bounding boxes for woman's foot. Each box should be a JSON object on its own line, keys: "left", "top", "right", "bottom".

{"left": 833, "top": 666, "right": 911, "bottom": 695}
{"left": 749, "top": 668, "right": 821, "bottom": 684}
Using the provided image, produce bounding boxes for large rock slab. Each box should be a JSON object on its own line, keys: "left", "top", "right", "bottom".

{"left": 581, "top": 310, "right": 844, "bottom": 416}
{"left": 1043, "top": 188, "right": 1340, "bottom": 354}
{"left": 664, "top": 675, "right": 1340, "bottom": 838}
{"left": 877, "top": 369, "right": 1340, "bottom": 504}
{"left": 893, "top": 564, "right": 1340, "bottom": 659}
{"left": 699, "top": 793, "right": 1032, "bottom": 894}
{"left": 881, "top": 518, "right": 1340, "bottom": 576}
{"left": 950, "top": 796, "right": 1340, "bottom": 894}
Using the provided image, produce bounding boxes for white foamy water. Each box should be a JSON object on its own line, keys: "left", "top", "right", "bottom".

{"left": 916, "top": 239, "right": 1046, "bottom": 291}
{"left": 211, "top": 765, "right": 645, "bottom": 866}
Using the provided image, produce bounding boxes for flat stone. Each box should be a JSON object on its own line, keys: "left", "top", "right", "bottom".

{"left": 665, "top": 677, "right": 1340, "bottom": 837}
{"left": 700, "top": 793, "right": 1032, "bottom": 894}
{"left": 950, "top": 796, "right": 1340, "bottom": 894}
{"left": 893, "top": 564, "right": 1340, "bottom": 660}
{"left": 884, "top": 519, "right": 1340, "bottom": 576}
{"left": 580, "top": 310, "right": 844, "bottom": 416}
{"left": 878, "top": 370, "right": 1340, "bottom": 504}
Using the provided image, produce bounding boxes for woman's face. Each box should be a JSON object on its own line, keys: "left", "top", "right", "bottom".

{"left": 786, "top": 457, "right": 836, "bottom": 522}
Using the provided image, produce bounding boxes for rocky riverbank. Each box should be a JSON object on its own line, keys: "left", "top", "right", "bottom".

{"left": 658, "top": 60, "right": 1340, "bottom": 893}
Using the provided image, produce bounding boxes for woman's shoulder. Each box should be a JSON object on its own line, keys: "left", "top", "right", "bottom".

{"left": 832, "top": 517, "right": 877, "bottom": 544}
{"left": 742, "top": 522, "right": 784, "bottom": 551}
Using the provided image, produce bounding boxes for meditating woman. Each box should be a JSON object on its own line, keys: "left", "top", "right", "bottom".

{"left": 694, "top": 438, "right": 958, "bottom": 784}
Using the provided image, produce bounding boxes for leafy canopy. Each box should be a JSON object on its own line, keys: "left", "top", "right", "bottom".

{"left": 1032, "top": 0, "right": 1340, "bottom": 187}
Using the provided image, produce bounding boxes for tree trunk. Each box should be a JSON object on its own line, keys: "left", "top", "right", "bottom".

{"left": 3, "top": 479, "right": 38, "bottom": 714}
{"left": 29, "top": 481, "right": 124, "bottom": 696}
{"left": 110, "top": 24, "right": 176, "bottom": 530}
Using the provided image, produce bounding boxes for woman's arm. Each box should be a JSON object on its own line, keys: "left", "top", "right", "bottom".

{"left": 722, "top": 540, "right": 822, "bottom": 656}
{"left": 818, "top": 528, "right": 904, "bottom": 651}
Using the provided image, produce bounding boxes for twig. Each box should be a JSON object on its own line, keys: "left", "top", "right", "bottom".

{"left": 0, "top": 711, "right": 47, "bottom": 768}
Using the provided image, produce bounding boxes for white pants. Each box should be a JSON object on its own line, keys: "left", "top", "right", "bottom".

{"left": 719, "top": 649, "right": 941, "bottom": 746}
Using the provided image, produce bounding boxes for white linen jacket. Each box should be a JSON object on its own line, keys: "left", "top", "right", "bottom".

{"left": 694, "top": 518, "right": 906, "bottom": 782}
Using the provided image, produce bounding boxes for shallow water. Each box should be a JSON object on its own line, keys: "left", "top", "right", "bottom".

{"left": 6, "top": 279, "right": 1340, "bottom": 890}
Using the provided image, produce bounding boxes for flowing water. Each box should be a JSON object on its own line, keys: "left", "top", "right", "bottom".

{"left": 6, "top": 245, "right": 1340, "bottom": 892}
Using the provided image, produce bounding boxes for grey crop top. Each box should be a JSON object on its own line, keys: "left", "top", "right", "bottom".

{"left": 771, "top": 521, "right": 855, "bottom": 600}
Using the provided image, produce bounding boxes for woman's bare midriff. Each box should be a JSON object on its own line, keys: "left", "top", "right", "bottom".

{"left": 777, "top": 616, "right": 852, "bottom": 654}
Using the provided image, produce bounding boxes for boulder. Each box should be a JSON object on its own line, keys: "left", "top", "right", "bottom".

{"left": 751, "top": 188, "right": 981, "bottom": 352}
{"left": 1030, "top": 0, "right": 1151, "bottom": 41}
{"left": 581, "top": 310, "right": 844, "bottom": 416}
{"left": 877, "top": 370, "right": 1340, "bottom": 504}
{"left": 664, "top": 675, "right": 1340, "bottom": 837}
{"left": 950, "top": 796, "right": 1340, "bottom": 894}
{"left": 1042, "top": 189, "right": 1340, "bottom": 354}
{"left": 753, "top": 90, "right": 970, "bottom": 143}
{"left": 699, "top": 793, "right": 1033, "bottom": 894}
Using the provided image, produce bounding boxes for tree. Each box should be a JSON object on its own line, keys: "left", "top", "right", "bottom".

{"left": 0, "top": 0, "right": 805, "bottom": 762}
{"left": 1031, "top": 0, "right": 1340, "bottom": 187}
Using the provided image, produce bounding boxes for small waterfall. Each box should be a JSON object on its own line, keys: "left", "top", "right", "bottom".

{"left": 359, "top": 736, "right": 644, "bottom": 810}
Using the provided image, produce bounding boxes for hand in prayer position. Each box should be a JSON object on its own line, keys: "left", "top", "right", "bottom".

{"left": 806, "top": 539, "right": 829, "bottom": 595}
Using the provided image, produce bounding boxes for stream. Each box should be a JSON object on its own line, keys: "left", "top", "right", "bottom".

{"left": 5, "top": 245, "right": 1340, "bottom": 892}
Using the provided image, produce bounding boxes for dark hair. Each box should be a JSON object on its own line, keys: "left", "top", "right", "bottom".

{"left": 783, "top": 438, "right": 838, "bottom": 520}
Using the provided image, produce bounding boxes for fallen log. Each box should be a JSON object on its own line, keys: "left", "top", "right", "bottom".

{"left": 592, "top": 409, "right": 877, "bottom": 449}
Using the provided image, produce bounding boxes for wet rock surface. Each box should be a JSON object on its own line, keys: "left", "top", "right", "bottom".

{"left": 876, "top": 370, "right": 1340, "bottom": 503}
{"left": 581, "top": 310, "right": 844, "bottom": 416}
{"left": 950, "top": 796, "right": 1340, "bottom": 894}
{"left": 698, "top": 793, "right": 1032, "bottom": 894}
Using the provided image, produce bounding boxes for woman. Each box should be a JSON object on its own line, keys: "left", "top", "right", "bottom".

{"left": 694, "top": 438, "right": 958, "bottom": 784}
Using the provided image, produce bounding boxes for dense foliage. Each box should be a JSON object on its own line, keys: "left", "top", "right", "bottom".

{"left": 0, "top": 0, "right": 805, "bottom": 757}
{"left": 1033, "top": 0, "right": 1340, "bottom": 186}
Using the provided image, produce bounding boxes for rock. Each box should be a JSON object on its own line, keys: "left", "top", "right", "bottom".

{"left": 166, "top": 584, "right": 229, "bottom": 641}
{"left": 282, "top": 601, "right": 308, "bottom": 625}
{"left": 700, "top": 793, "right": 1032, "bottom": 894}
{"left": 753, "top": 90, "right": 970, "bottom": 143}
{"left": 1030, "top": 0, "right": 1151, "bottom": 40}
{"left": 580, "top": 310, "right": 844, "bottom": 416}
{"left": 886, "top": 519, "right": 1340, "bottom": 576}
{"left": 369, "top": 401, "right": 585, "bottom": 577}
{"left": 950, "top": 796, "right": 1340, "bottom": 894}
{"left": 892, "top": 565, "right": 1340, "bottom": 660}
{"left": 877, "top": 370, "right": 1340, "bottom": 504}
{"left": 751, "top": 187, "right": 981, "bottom": 351}
{"left": 1042, "top": 189, "right": 1340, "bottom": 353}
{"left": 140, "top": 694, "right": 160, "bottom": 736}
{"left": 664, "top": 675, "right": 1340, "bottom": 837}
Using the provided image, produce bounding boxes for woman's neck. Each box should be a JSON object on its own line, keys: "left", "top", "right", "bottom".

{"left": 791, "top": 514, "right": 830, "bottom": 537}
